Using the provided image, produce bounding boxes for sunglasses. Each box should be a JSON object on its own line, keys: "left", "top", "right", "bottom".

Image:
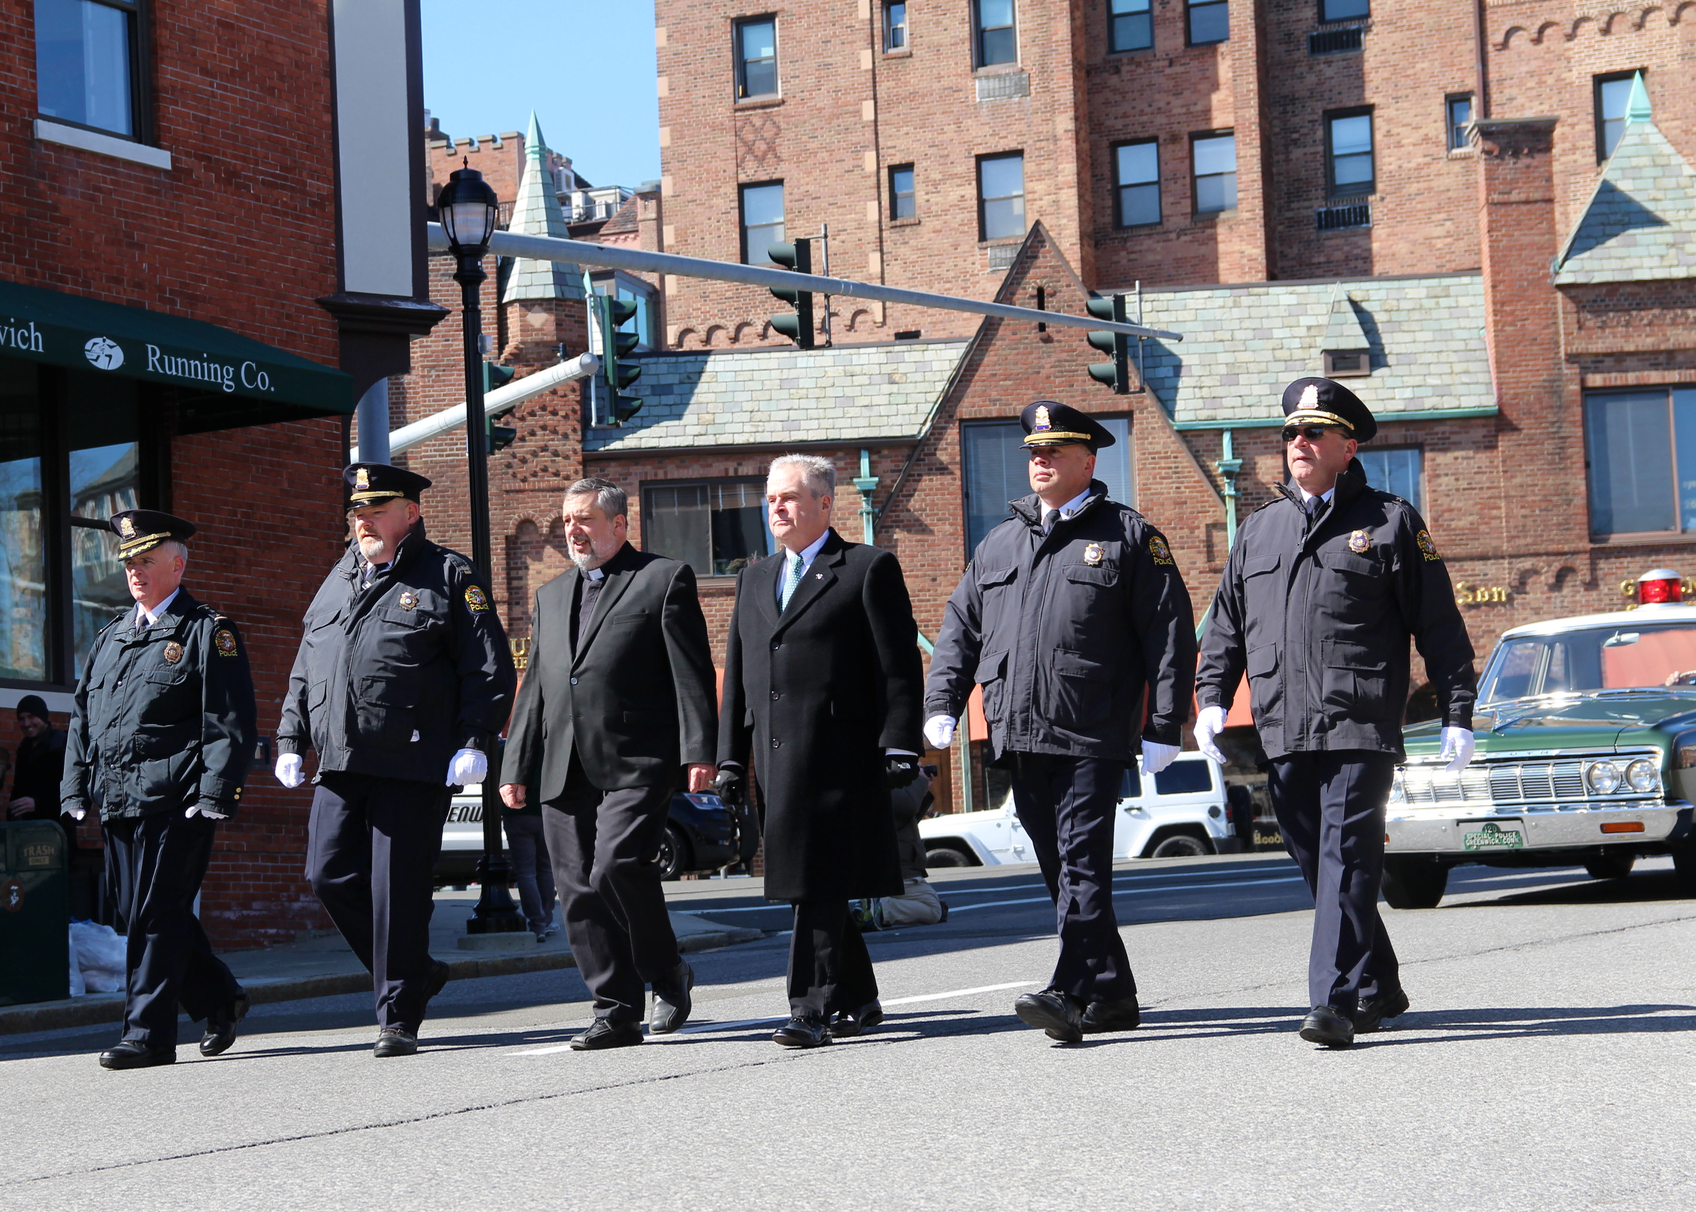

{"left": 1282, "top": 424, "right": 1343, "bottom": 443}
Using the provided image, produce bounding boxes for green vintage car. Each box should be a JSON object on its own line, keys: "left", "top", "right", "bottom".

{"left": 1384, "top": 591, "right": 1696, "bottom": 908}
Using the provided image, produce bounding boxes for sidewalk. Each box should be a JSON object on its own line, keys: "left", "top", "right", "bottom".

{"left": 0, "top": 891, "right": 764, "bottom": 1036}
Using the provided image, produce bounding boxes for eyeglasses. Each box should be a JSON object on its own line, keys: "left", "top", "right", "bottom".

{"left": 1282, "top": 424, "right": 1342, "bottom": 444}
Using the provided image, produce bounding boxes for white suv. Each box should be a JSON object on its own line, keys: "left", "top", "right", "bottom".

{"left": 918, "top": 753, "right": 1233, "bottom": 867}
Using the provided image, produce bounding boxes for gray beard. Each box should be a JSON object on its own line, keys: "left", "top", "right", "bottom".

{"left": 569, "top": 547, "right": 611, "bottom": 571}
{"left": 357, "top": 535, "right": 390, "bottom": 564}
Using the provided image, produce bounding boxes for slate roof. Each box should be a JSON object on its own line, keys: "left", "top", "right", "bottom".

{"left": 1553, "top": 78, "right": 1696, "bottom": 286}
{"left": 583, "top": 339, "right": 970, "bottom": 452}
{"left": 503, "top": 112, "right": 584, "bottom": 304}
{"left": 1135, "top": 274, "right": 1493, "bottom": 426}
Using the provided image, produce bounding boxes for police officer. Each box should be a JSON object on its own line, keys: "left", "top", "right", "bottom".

{"left": 925, "top": 402, "right": 1197, "bottom": 1044}
{"left": 61, "top": 511, "right": 258, "bottom": 1069}
{"left": 276, "top": 464, "right": 516, "bottom": 1058}
{"left": 1195, "top": 379, "right": 1476, "bottom": 1049}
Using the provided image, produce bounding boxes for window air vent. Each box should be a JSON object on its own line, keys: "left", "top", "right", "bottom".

{"left": 1308, "top": 27, "right": 1364, "bottom": 54}
{"left": 976, "top": 70, "right": 1030, "bottom": 102}
{"left": 1316, "top": 202, "right": 1371, "bottom": 231}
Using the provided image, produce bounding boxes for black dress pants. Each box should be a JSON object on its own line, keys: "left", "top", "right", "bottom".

{"left": 788, "top": 899, "right": 877, "bottom": 1018}
{"left": 1009, "top": 752, "right": 1136, "bottom": 1003}
{"left": 544, "top": 763, "right": 680, "bottom": 1025}
{"left": 104, "top": 811, "right": 242, "bottom": 1049}
{"left": 307, "top": 773, "right": 450, "bottom": 1031}
{"left": 1267, "top": 750, "right": 1400, "bottom": 1016}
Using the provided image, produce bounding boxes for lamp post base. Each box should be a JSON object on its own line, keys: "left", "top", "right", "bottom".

{"left": 466, "top": 853, "right": 528, "bottom": 934}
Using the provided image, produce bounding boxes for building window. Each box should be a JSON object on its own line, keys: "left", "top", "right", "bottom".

{"left": 889, "top": 164, "right": 915, "bottom": 220}
{"left": 1113, "top": 140, "right": 1161, "bottom": 227}
{"left": 739, "top": 181, "right": 784, "bottom": 265}
{"left": 977, "top": 152, "right": 1025, "bottom": 241}
{"left": 1356, "top": 447, "right": 1422, "bottom": 512}
{"left": 1446, "top": 94, "right": 1473, "bottom": 151}
{"left": 1191, "top": 132, "right": 1236, "bottom": 213}
{"left": 590, "top": 272, "right": 657, "bottom": 351}
{"left": 734, "top": 15, "right": 778, "bottom": 100}
{"left": 1585, "top": 388, "right": 1696, "bottom": 537}
{"left": 1109, "top": 0, "right": 1152, "bottom": 53}
{"left": 1187, "top": 0, "right": 1228, "bottom": 45}
{"left": 1594, "top": 71, "right": 1638, "bottom": 163}
{"left": 884, "top": 1, "right": 908, "bottom": 51}
{"left": 974, "top": 0, "right": 1016, "bottom": 67}
{"left": 35, "top": 0, "right": 144, "bottom": 138}
{"left": 642, "top": 480, "right": 774, "bottom": 577}
{"left": 961, "top": 418, "right": 1132, "bottom": 554}
{"left": 1326, "top": 109, "right": 1374, "bottom": 196}
{"left": 1319, "top": 0, "right": 1369, "bottom": 19}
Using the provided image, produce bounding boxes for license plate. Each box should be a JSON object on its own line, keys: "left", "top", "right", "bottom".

{"left": 1462, "top": 820, "right": 1525, "bottom": 851}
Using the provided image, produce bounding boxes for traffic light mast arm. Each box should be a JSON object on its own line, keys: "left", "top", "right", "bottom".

{"left": 360, "top": 351, "right": 599, "bottom": 461}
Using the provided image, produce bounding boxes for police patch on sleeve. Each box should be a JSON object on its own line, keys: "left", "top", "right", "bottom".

{"left": 1148, "top": 535, "right": 1174, "bottom": 566}
{"left": 1416, "top": 529, "right": 1441, "bottom": 562}
{"left": 214, "top": 629, "right": 238, "bottom": 657}
{"left": 1348, "top": 529, "right": 1371, "bottom": 554}
{"left": 464, "top": 585, "right": 491, "bottom": 613}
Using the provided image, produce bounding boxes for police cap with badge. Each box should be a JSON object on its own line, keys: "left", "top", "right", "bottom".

{"left": 344, "top": 462, "right": 432, "bottom": 508}
{"left": 1020, "top": 400, "right": 1118, "bottom": 451}
{"left": 110, "top": 510, "right": 197, "bottom": 560}
{"left": 1281, "top": 377, "right": 1376, "bottom": 443}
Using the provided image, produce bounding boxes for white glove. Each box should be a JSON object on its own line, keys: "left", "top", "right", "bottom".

{"left": 66, "top": 805, "right": 87, "bottom": 821}
{"left": 275, "top": 753, "right": 305, "bottom": 788}
{"left": 923, "top": 714, "right": 957, "bottom": 750}
{"left": 1439, "top": 726, "right": 1475, "bottom": 773}
{"left": 1141, "top": 740, "right": 1181, "bottom": 775}
{"left": 186, "top": 805, "right": 229, "bottom": 820}
{"left": 447, "top": 747, "right": 488, "bottom": 786}
{"left": 1194, "top": 704, "right": 1228, "bottom": 765}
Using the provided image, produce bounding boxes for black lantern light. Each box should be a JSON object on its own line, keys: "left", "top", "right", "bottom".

{"left": 437, "top": 160, "right": 499, "bottom": 257}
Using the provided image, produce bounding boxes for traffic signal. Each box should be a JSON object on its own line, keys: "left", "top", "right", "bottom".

{"left": 596, "top": 294, "right": 642, "bottom": 426}
{"left": 1086, "top": 294, "right": 1131, "bottom": 394}
{"left": 481, "top": 361, "right": 516, "bottom": 395}
{"left": 479, "top": 362, "right": 518, "bottom": 452}
{"left": 488, "top": 423, "right": 517, "bottom": 453}
{"left": 767, "top": 238, "right": 815, "bottom": 349}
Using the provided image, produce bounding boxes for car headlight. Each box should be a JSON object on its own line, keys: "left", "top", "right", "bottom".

{"left": 1587, "top": 760, "right": 1621, "bottom": 794}
{"left": 1625, "top": 758, "right": 1660, "bottom": 794}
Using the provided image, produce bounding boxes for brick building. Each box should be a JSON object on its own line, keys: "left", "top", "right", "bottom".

{"left": 0, "top": 0, "right": 442, "bottom": 945}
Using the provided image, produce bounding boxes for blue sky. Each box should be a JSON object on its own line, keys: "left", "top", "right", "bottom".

{"left": 421, "top": 0, "right": 660, "bottom": 189}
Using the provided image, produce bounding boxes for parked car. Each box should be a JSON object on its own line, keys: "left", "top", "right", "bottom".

{"left": 1383, "top": 570, "right": 1696, "bottom": 909}
{"left": 435, "top": 786, "right": 743, "bottom": 885}
{"left": 918, "top": 753, "right": 1234, "bottom": 868}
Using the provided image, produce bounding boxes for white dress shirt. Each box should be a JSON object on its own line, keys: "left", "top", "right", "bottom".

{"left": 132, "top": 587, "right": 181, "bottom": 629}
{"left": 775, "top": 529, "right": 831, "bottom": 605}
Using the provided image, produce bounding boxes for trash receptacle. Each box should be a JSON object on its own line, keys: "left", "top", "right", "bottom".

{"left": 0, "top": 821, "right": 70, "bottom": 1005}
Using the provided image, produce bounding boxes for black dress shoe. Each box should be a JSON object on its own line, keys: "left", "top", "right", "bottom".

{"left": 570, "top": 1018, "right": 643, "bottom": 1051}
{"left": 200, "top": 990, "right": 252, "bottom": 1057}
{"left": 1014, "top": 988, "right": 1084, "bottom": 1044}
{"left": 649, "top": 959, "right": 694, "bottom": 1035}
{"left": 1354, "top": 988, "right": 1410, "bottom": 1034}
{"left": 373, "top": 1028, "right": 419, "bottom": 1058}
{"left": 1081, "top": 995, "right": 1141, "bottom": 1034}
{"left": 830, "top": 1000, "right": 884, "bottom": 1038}
{"left": 99, "top": 1041, "right": 176, "bottom": 1070}
{"left": 772, "top": 1014, "right": 831, "bottom": 1048}
{"left": 1299, "top": 1005, "right": 1356, "bottom": 1049}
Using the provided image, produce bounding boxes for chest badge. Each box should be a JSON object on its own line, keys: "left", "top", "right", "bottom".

{"left": 1348, "top": 529, "right": 1371, "bottom": 554}
{"left": 162, "top": 641, "right": 183, "bottom": 664}
{"left": 399, "top": 591, "right": 418, "bottom": 610}
{"left": 1148, "top": 535, "right": 1174, "bottom": 566}
{"left": 464, "top": 585, "right": 490, "bottom": 613}
{"left": 214, "top": 629, "right": 238, "bottom": 657}
{"left": 1082, "top": 542, "right": 1104, "bottom": 566}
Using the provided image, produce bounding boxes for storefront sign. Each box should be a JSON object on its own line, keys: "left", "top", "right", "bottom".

{"left": 1455, "top": 582, "right": 1511, "bottom": 606}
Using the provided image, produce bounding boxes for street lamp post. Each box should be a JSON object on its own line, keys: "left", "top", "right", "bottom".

{"left": 438, "top": 160, "right": 525, "bottom": 938}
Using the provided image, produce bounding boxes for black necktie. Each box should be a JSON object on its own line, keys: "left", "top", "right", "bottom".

{"left": 573, "top": 575, "right": 604, "bottom": 652}
{"left": 1044, "top": 508, "right": 1061, "bottom": 532}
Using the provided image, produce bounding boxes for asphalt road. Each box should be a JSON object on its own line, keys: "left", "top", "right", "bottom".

{"left": 4, "top": 852, "right": 1695, "bottom": 1211}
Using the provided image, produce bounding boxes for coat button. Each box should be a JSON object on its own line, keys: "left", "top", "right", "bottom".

{"left": 570, "top": 677, "right": 578, "bottom": 685}
{"left": 771, "top": 641, "right": 780, "bottom": 650}
{"left": 771, "top": 738, "right": 781, "bottom": 749}
{"left": 770, "top": 691, "right": 780, "bottom": 700}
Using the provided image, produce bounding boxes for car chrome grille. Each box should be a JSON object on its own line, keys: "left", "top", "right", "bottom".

{"left": 1399, "top": 751, "right": 1661, "bottom": 808}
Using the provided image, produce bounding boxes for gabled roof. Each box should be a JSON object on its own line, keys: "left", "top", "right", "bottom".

{"left": 503, "top": 112, "right": 584, "bottom": 304}
{"left": 1554, "top": 75, "right": 1696, "bottom": 286}
{"left": 1321, "top": 284, "right": 1371, "bottom": 350}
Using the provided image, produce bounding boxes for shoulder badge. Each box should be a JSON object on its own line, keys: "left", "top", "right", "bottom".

{"left": 399, "top": 590, "right": 418, "bottom": 610}
{"left": 1082, "top": 542, "right": 1104, "bottom": 567}
{"left": 163, "top": 641, "right": 183, "bottom": 664}
{"left": 1348, "top": 529, "right": 1371, "bottom": 554}
{"left": 464, "top": 585, "right": 490, "bottom": 613}
{"left": 1148, "top": 535, "right": 1174, "bottom": 566}
{"left": 214, "top": 628, "right": 238, "bottom": 657}
{"left": 1416, "top": 529, "right": 1441, "bottom": 562}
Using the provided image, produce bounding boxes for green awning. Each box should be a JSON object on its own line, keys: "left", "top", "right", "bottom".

{"left": 0, "top": 277, "right": 353, "bottom": 430}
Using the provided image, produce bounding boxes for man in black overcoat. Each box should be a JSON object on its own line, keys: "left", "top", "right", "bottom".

{"left": 500, "top": 477, "right": 719, "bottom": 1050}
{"left": 717, "top": 454, "right": 925, "bottom": 1048}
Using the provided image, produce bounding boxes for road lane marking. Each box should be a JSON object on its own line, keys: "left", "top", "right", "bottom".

{"left": 946, "top": 873, "right": 1307, "bottom": 914}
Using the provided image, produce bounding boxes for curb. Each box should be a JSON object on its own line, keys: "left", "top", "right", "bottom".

{"left": 0, "top": 925, "right": 765, "bottom": 1037}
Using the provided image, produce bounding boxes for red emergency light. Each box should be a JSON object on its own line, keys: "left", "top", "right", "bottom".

{"left": 1637, "top": 568, "right": 1684, "bottom": 604}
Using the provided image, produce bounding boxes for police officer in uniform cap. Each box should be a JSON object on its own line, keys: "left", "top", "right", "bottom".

{"left": 61, "top": 510, "right": 259, "bottom": 1069}
{"left": 926, "top": 401, "right": 1198, "bottom": 1043}
{"left": 1195, "top": 378, "right": 1477, "bottom": 1048}
{"left": 277, "top": 463, "right": 516, "bottom": 1057}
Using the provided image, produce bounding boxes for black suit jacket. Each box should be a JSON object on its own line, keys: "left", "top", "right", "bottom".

{"left": 503, "top": 544, "right": 717, "bottom": 797}
{"left": 718, "top": 529, "right": 923, "bottom": 901}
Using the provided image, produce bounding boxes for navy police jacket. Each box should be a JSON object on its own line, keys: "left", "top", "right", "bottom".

{"left": 61, "top": 589, "right": 258, "bottom": 821}
{"left": 1195, "top": 459, "right": 1477, "bottom": 760}
{"left": 926, "top": 482, "right": 1197, "bottom": 761}
{"left": 277, "top": 523, "right": 516, "bottom": 785}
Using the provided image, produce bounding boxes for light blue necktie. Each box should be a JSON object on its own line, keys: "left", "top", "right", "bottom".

{"left": 780, "top": 552, "right": 804, "bottom": 611}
